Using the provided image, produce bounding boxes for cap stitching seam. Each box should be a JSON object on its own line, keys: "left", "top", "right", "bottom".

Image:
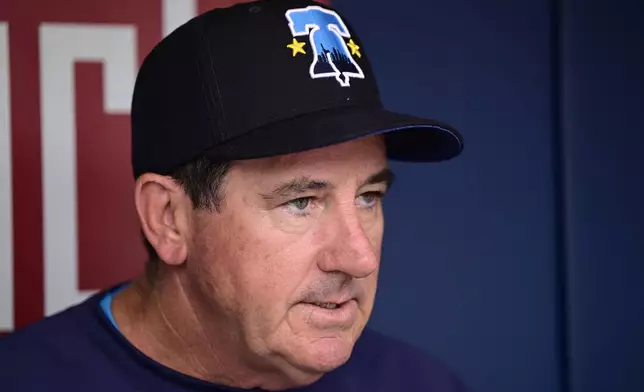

{"left": 203, "top": 22, "right": 228, "bottom": 139}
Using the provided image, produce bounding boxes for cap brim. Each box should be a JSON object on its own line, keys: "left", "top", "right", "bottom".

{"left": 203, "top": 105, "right": 464, "bottom": 163}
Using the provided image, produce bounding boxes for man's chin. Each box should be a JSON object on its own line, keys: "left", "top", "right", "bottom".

{"left": 288, "top": 335, "right": 355, "bottom": 375}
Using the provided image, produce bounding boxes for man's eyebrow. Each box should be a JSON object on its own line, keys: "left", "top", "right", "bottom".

{"left": 260, "top": 177, "right": 331, "bottom": 200}
{"left": 259, "top": 168, "right": 395, "bottom": 201}
{"left": 361, "top": 168, "right": 396, "bottom": 190}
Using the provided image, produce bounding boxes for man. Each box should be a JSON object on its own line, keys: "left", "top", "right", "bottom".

{"left": 0, "top": 0, "right": 466, "bottom": 390}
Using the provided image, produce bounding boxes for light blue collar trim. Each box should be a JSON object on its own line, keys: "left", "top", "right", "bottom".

{"left": 100, "top": 285, "right": 126, "bottom": 331}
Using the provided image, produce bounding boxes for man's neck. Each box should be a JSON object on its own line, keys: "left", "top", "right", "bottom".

{"left": 110, "top": 274, "right": 318, "bottom": 390}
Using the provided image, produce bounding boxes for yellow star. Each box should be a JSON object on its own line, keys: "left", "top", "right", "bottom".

{"left": 347, "top": 39, "right": 361, "bottom": 58}
{"left": 286, "top": 38, "right": 306, "bottom": 57}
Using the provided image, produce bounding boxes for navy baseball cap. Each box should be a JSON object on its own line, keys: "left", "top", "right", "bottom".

{"left": 131, "top": 0, "right": 464, "bottom": 178}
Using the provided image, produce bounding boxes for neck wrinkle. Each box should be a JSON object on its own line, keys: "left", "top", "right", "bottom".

{"left": 117, "top": 274, "right": 303, "bottom": 390}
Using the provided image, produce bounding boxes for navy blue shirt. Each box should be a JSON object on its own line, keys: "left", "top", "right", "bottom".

{"left": 0, "top": 284, "right": 466, "bottom": 391}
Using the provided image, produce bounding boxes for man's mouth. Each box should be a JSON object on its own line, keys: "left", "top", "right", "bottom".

{"left": 298, "top": 299, "right": 359, "bottom": 327}
{"left": 304, "top": 298, "right": 355, "bottom": 310}
{"left": 311, "top": 302, "right": 340, "bottom": 309}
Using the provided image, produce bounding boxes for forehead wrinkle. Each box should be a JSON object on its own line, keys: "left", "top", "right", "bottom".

{"left": 238, "top": 136, "right": 388, "bottom": 195}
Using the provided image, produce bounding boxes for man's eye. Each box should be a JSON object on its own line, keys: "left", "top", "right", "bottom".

{"left": 289, "top": 197, "right": 310, "bottom": 210}
{"left": 284, "top": 197, "right": 314, "bottom": 216}
{"left": 357, "top": 191, "right": 383, "bottom": 208}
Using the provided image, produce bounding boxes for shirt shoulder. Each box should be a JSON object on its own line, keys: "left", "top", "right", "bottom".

{"left": 0, "top": 291, "right": 140, "bottom": 391}
{"left": 342, "top": 327, "right": 468, "bottom": 392}
{"left": 0, "top": 299, "right": 92, "bottom": 358}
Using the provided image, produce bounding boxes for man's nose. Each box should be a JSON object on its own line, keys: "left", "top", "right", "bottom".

{"left": 317, "top": 209, "right": 379, "bottom": 279}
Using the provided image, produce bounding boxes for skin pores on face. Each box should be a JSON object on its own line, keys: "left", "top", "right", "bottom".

{"left": 186, "top": 135, "right": 390, "bottom": 379}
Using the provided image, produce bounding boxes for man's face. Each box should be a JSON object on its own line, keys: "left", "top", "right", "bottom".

{"left": 186, "top": 135, "right": 390, "bottom": 377}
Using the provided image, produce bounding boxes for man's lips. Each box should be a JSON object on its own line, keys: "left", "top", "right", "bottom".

{"left": 300, "top": 295, "right": 355, "bottom": 309}
{"left": 297, "top": 299, "right": 359, "bottom": 328}
{"left": 303, "top": 300, "right": 348, "bottom": 310}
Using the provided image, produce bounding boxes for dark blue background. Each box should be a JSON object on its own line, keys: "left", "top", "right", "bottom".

{"left": 334, "top": 1, "right": 644, "bottom": 392}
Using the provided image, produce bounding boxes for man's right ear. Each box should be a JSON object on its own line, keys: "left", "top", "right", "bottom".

{"left": 134, "top": 174, "right": 192, "bottom": 266}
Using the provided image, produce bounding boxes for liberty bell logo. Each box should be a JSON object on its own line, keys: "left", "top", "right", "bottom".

{"left": 285, "top": 6, "right": 365, "bottom": 87}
